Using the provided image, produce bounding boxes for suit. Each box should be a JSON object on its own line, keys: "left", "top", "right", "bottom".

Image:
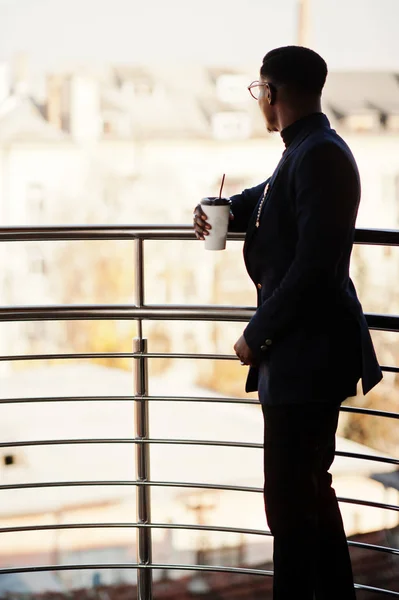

{"left": 229, "top": 112, "right": 382, "bottom": 405}
{"left": 227, "top": 113, "right": 381, "bottom": 598}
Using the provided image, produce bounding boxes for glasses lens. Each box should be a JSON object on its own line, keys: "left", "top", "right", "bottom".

{"left": 248, "top": 82, "right": 260, "bottom": 100}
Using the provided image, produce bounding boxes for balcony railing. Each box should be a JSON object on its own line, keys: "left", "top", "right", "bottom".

{"left": 0, "top": 225, "right": 398, "bottom": 599}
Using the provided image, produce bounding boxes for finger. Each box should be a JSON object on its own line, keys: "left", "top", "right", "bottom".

{"left": 194, "top": 215, "right": 210, "bottom": 229}
{"left": 229, "top": 211, "right": 234, "bottom": 220}
{"left": 194, "top": 205, "right": 208, "bottom": 220}
{"left": 199, "top": 208, "right": 208, "bottom": 220}
{"left": 193, "top": 216, "right": 205, "bottom": 229}
{"left": 194, "top": 218, "right": 211, "bottom": 237}
{"left": 236, "top": 352, "right": 247, "bottom": 365}
{"left": 194, "top": 204, "right": 211, "bottom": 229}
{"left": 193, "top": 211, "right": 211, "bottom": 227}
{"left": 194, "top": 223, "right": 208, "bottom": 238}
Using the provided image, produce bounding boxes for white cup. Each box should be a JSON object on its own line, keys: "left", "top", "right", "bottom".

{"left": 201, "top": 197, "right": 231, "bottom": 251}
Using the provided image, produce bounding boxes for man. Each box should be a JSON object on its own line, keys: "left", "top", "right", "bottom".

{"left": 193, "top": 46, "right": 382, "bottom": 600}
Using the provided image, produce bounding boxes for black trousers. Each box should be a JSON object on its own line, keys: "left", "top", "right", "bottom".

{"left": 262, "top": 402, "right": 356, "bottom": 600}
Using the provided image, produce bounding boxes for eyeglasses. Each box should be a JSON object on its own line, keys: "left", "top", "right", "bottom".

{"left": 247, "top": 80, "right": 270, "bottom": 100}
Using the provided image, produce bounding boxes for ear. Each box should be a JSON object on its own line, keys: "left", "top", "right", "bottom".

{"left": 268, "top": 83, "right": 276, "bottom": 106}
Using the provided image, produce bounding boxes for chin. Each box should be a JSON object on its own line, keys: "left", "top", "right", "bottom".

{"left": 264, "top": 118, "right": 275, "bottom": 133}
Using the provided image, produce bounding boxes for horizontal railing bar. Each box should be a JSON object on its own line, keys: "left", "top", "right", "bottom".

{"left": 0, "top": 225, "right": 196, "bottom": 242}
{"left": 0, "top": 480, "right": 262, "bottom": 494}
{"left": 0, "top": 396, "right": 397, "bottom": 420}
{"left": 0, "top": 225, "right": 398, "bottom": 246}
{"left": 340, "top": 405, "right": 399, "bottom": 419}
{"left": 334, "top": 451, "right": 399, "bottom": 465}
{"left": 1, "top": 396, "right": 397, "bottom": 420}
{"left": 0, "top": 437, "right": 397, "bottom": 467}
{"left": 348, "top": 539, "right": 399, "bottom": 556}
{"left": 354, "top": 584, "right": 399, "bottom": 597}
{"left": 1, "top": 349, "right": 398, "bottom": 378}
{"left": 0, "top": 480, "right": 397, "bottom": 512}
{"left": 354, "top": 228, "right": 399, "bottom": 246}
{"left": 1, "top": 521, "right": 397, "bottom": 557}
{"left": 0, "top": 351, "right": 239, "bottom": 363}
{"left": 338, "top": 496, "right": 399, "bottom": 512}
{"left": 0, "top": 521, "right": 273, "bottom": 538}
{"left": 0, "top": 304, "right": 398, "bottom": 332}
{"left": 0, "top": 437, "right": 262, "bottom": 449}
{"left": 2, "top": 348, "right": 398, "bottom": 375}
{"left": 0, "top": 352, "right": 137, "bottom": 362}
{"left": 0, "top": 304, "right": 252, "bottom": 323}
{"left": 0, "top": 395, "right": 260, "bottom": 406}
{"left": 0, "top": 562, "right": 271, "bottom": 577}
{"left": 366, "top": 314, "right": 399, "bottom": 331}
{"left": 0, "top": 562, "right": 397, "bottom": 596}
{"left": 380, "top": 365, "right": 399, "bottom": 373}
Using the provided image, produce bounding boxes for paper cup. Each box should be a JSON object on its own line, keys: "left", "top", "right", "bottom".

{"left": 201, "top": 197, "right": 231, "bottom": 251}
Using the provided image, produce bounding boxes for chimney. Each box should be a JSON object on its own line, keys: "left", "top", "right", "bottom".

{"left": 297, "top": 0, "right": 311, "bottom": 46}
{"left": 46, "top": 74, "right": 63, "bottom": 129}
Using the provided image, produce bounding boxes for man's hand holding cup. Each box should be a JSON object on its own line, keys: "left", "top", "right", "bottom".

{"left": 193, "top": 199, "right": 234, "bottom": 251}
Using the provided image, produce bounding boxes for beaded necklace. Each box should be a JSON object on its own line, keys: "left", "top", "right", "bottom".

{"left": 255, "top": 182, "right": 270, "bottom": 228}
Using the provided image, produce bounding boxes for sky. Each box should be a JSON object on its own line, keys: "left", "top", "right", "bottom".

{"left": 0, "top": 0, "right": 398, "bottom": 72}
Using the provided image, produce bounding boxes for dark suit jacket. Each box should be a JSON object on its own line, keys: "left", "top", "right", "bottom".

{"left": 229, "top": 113, "right": 382, "bottom": 405}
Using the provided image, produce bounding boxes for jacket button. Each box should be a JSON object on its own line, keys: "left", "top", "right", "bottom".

{"left": 257, "top": 283, "right": 262, "bottom": 289}
{"left": 265, "top": 339, "right": 272, "bottom": 346}
{"left": 260, "top": 345, "right": 267, "bottom": 351}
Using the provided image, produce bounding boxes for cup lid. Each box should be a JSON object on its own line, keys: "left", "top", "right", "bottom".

{"left": 201, "top": 197, "right": 231, "bottom": 206}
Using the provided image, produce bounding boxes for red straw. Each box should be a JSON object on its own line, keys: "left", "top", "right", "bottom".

{"left": 219, "top": 173, "right": 226, "bottom": 199}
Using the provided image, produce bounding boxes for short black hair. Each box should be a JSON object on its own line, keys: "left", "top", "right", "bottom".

{"left": 260, "top": 46, "right": 328, "bottom": 96}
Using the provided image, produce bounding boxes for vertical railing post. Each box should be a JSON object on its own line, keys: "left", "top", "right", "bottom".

{"left": 134, "top": 237, "right": 153, "bottom": 600}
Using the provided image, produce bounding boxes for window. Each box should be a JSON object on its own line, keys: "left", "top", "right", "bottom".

{"left": 216, "top": 74, "right": 248, "bottom": 104}
{"left": 212, "top": 112, "right": 251, "bottom": 140}
{"left": 345, "top": 113, "right": 380, "bottom": 132}
{"left": 121, "top": 79, "right": 155, "bottom": 98}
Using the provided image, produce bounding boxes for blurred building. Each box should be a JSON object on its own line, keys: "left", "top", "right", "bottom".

{"left": 0, "top": 59, "right": 398, "bottom": 392}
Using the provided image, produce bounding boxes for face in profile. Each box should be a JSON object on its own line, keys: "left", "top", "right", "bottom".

{"left": 258, "top": 79, "right": 278, "bottom": 133}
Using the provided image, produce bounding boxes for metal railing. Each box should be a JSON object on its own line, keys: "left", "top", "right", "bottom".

{"left": 0, "top": 225, "right": 398, "bottom": 599}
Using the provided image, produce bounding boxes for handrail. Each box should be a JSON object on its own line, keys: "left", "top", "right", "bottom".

{"left": 0, "top": 521, "right": 398, "bottom": 557}
{"left": 0, "top": 224, "right": 398, "bottom": 599}
{"left": 0, "top": 394, "right": 398, "bottom": 420}
{"left": 1, "top": 479, "right": 398, "bottom": 513}
{"left": 0, "top": 563, "right": 397, "bottom": 598}
{"left": 0, "top": 224, "right": 399, "bottom": 244}
{"left": 0, "top": 305, "right": 398, "bottom": 331}
{"left": 0, "top": 438, "right": 397, "bottom": 468}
